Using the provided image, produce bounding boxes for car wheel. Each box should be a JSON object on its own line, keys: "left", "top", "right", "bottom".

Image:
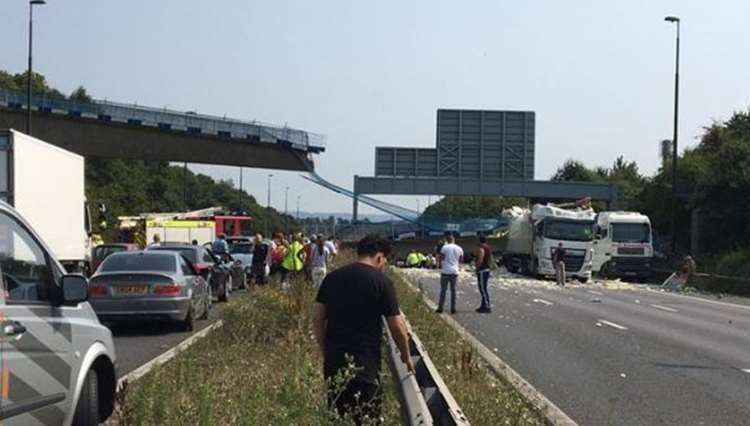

{"left": 182, "top": 307, "right": 196, "bottom": 331}
{"left": 219, "top": 276, "right": 230, "bottom": 302}
{"left": 72, "top": 369, "right": 99, "bottom": 426}
{"left": 200, "top": 287, "right": 211, "bottom": 320}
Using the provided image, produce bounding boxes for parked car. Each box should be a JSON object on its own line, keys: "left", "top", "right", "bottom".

{"left": 91, "top": 243, "right": 139, "bottom": 273}
{"left": 210, "top": 248, "right": 247, "bottom": 292}
{"left": 0, "top": 200, "right": 117, "bottom": 425}
{"left": 229, "top": 242, "right": 254, "bottom": 283}
{"left": 226, "top": 236, "right": 253, "bottom": 248}
{"left": 89, "top": 251, "right": 210, "bottom": 330}
{"left": 148, "top": 243, "right": 238, "bottom": 302}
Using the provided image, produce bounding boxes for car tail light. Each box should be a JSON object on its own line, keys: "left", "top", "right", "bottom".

{"left": 89, "top": 285, "right": 108, "bottom": 298}
{"left": 154, "top": 284, "right": 182, "bottom": 296}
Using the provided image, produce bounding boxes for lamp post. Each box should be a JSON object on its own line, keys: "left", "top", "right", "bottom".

{"left": 266, "top": 174, "right": 273, "bottom": 208}
{"left": 238, "top": 167, "right": 244, "bottom": 210}
{"left": 296, "top": 195, "right": 301, "bottom": 221}
{"left": 665, "top": 15, "right": 680, "bottom": 254}
{"left": 26, "top": 0, "right": 46, "bottom": 135}
{"left": 284, "top": 186, "right": 289, "bottom": 215}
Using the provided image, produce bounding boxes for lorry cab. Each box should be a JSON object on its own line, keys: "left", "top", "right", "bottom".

{"left": 592, "top": 211, "right": 653, "bottom": 280}
{"left": 0, "top": 201, "right": 116, "bottom": 425}
{"left": 530, "top": 205, "right": 596, "bottom": 281}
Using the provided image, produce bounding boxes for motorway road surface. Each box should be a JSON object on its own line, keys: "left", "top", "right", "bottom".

{"left": 107, "top": 293, "right": 232, "bottom": 376}
{"left": 400, "top": 268, "right": 750, "bottom": 426}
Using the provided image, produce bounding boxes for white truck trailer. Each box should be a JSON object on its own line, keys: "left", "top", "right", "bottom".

{"left": 502, "top": 204, "right": 596, "bottom": 282}
{"left": 0, "top": 129, "right": 92, "bottom": 272}
{"left": 592, "top": 211, "right": 653, "bottom": 280}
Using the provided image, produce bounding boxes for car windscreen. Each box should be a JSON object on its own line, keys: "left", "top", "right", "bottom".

{"left": 230, "top": 244, "right": 252, "bottom": 254}
{"left": 611, "top": 223, "right": 651, "bottom": 243}
{"left": 100, "top": 253, "right": 176, "bottom": 272}
{"left": 94, "top": 245, "right": 127, "bottom": 259}
{"left": 544, "top": 219, "right": 594, "bottom": 242}
{"left": 150, "top": 247, "right": 199, "bottom": 263}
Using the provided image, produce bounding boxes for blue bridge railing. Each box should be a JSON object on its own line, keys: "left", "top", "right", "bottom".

{"left": 0, "top": 89, "right": 326, "bottom": 153}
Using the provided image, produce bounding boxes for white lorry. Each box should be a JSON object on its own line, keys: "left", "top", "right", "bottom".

{"left": 502, "top": 203, "right": 596, "bottom": 282}
{"left": 0, "top": 129, "right": 92, "bottom": 273}
{"left": 591, "top": 211, "right": 653, "bottom": 281}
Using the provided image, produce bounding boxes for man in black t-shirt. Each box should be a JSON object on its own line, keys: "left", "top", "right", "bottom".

{"left": 314, "top": 234, "right": 413, "bottom": 424}
{"left": 251, "top": 234, "right": 269, "bottom": 285}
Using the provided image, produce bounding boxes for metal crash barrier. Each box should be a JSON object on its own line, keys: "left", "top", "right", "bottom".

{"left": 385, "top": 317, "right": 470, "bottom": 426}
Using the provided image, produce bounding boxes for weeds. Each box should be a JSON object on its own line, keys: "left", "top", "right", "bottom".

{"left": 117, "top": 270, "right": 400, "bottom": 425}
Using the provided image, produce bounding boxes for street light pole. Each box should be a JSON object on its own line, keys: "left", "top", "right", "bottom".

{"left": 665, "top": 16, "right": 680, "bottom": 255}
{"left": 238, "top": 167, "right": 244, "bottom": 210}
{"left": 27, "top": 0, "right": 46, "bottom": 135}
{"left": 285, "top": 186, "right": 289, "bottom": 215}
{"left": 296, "top": 195, "right": 301, "bottom": 221}
{"left": 266, "top": 174, "right": 273, "bottom": 208}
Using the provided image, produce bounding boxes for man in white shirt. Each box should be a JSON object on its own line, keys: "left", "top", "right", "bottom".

{"left": 437, "top": 234, "right": 464, "bottom": 314}
{"left": 310, "top": 237, "right": 332, "bottom": 288}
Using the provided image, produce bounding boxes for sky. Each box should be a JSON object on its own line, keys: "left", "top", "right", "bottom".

{"left": 1, "top": 1, "right": 748, "bottom": 216}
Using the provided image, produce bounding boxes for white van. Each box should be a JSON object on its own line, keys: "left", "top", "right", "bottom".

{"left": 0, "top": 201, "right": 117, "bottom": 425}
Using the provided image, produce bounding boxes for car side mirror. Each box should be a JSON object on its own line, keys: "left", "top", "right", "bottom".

{"left": 62, "top": 274, "right": 88, "bottom": 305}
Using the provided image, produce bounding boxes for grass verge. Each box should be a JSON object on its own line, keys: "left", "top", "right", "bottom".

{"left": 114, "top": 274, "right": 399, "bottom": 425}
{"left": 388, "top": 268, "right": 546, "bottom": 426}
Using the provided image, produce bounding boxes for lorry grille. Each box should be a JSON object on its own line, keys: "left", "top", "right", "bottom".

{"left": 612, "top": 257, "right": 649, "bottom": 268}
{"left": 563, "top": 255, "right": 585, "bottom": 272}
{"left": 618, "top": 247, "right": 645, "bottom": 255}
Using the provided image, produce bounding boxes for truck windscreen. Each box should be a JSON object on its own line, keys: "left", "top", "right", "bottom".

{"left": 611, "top": 223, "right": 651, "bottom": 243}
{"left": 544, "top": 220, "right": 594, "bottom": 241}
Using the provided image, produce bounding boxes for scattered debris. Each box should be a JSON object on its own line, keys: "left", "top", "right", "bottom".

{"left": 591, "top": 298, "right": 602, "bottom": 303}
{"left": 620, "top": 373, "right": 627, "bottom": 379}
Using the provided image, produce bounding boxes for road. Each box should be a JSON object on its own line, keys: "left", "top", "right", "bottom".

{"left": 400, "top": 268, "right": 750, "bottom": 426}
{"left": 107, "top": 294, "right": 233, "bottom": 376}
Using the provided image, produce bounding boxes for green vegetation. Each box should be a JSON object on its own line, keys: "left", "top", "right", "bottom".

{"left": 390, "top": 269, "right": 544, "bottom": 425}
{"left": 86, "top": 158, "right": 299, "bottom": 239}
{"left": 117, "top": 275, "right": 399, "bottom": 425}
{"left": 0, "top": 69, "right": 297, "bottom": 238}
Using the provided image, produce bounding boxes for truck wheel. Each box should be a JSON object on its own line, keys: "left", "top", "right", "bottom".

{"left": 72, "top": 369, "right": 99, "bottom": 426}
{"left": 577, "top": 277, "right": 589, "bottom": 284}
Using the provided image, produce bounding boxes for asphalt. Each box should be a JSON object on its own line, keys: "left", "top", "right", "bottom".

{"left": 107, "top": 292, "right": 236, "bottom": 376}
{"left": 400, "top": 268, "right": 750, "bottom": 426}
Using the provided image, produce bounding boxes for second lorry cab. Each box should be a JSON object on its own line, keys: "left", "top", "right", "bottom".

{"left": 592, "top": 211, "right": 653, "bottom": 280}
{"left": 503, "top": 204, "right": 596, "bottom": 282}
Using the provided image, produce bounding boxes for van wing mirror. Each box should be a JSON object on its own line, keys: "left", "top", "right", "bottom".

{"left": 62, "top": 274, "right": 88, "bottom": 304}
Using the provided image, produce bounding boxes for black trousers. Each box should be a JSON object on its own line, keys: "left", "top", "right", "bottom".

{"left": 327, "top": 379, "right": 382, "bottom": 425}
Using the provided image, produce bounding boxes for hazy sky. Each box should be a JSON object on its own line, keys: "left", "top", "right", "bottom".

{"left": 2, "top": 1, "right": 748, "bottom": 215}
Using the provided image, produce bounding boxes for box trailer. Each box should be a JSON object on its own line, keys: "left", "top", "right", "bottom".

{"left": 0, "top": 129, "right": 91, "bottom": 272}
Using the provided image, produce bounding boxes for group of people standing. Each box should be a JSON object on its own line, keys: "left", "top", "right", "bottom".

{"left": 433, "top": 234, "right": 495, "bottom": 314}
{"left": 261, "top": 232, "right": 339, "bottom": 287}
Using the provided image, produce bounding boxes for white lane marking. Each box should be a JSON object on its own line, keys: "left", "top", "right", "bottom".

{"left": 648, "top": 288, "right": 750, "bottom": 311}
{"left": 533, "top": 298, "right": 553, "bottom": 306}
{"left": 598, "top": 319, "right": 629, "bottom": 330}
{"left": 741, "top": 369, "right": 750, "bottom": 374}
{"left": 651, "top": 304, "right": 679, "bottom": 313}
{"left": 588, "top": 290, "right": 604, "bottom": 296}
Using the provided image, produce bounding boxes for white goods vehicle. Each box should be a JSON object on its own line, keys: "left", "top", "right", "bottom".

{"left": 0, "top": 129, "right": 93, "bottom": 274}
{"left": 502, "top": 203, "right": 596, "bottom": 282}
{"left": 592, "top": 211, "right": 653, "bottom": 281}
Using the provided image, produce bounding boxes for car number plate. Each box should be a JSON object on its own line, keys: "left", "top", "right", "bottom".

{"left": 117, "top": 286, "right": 148, "bottom": 295}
